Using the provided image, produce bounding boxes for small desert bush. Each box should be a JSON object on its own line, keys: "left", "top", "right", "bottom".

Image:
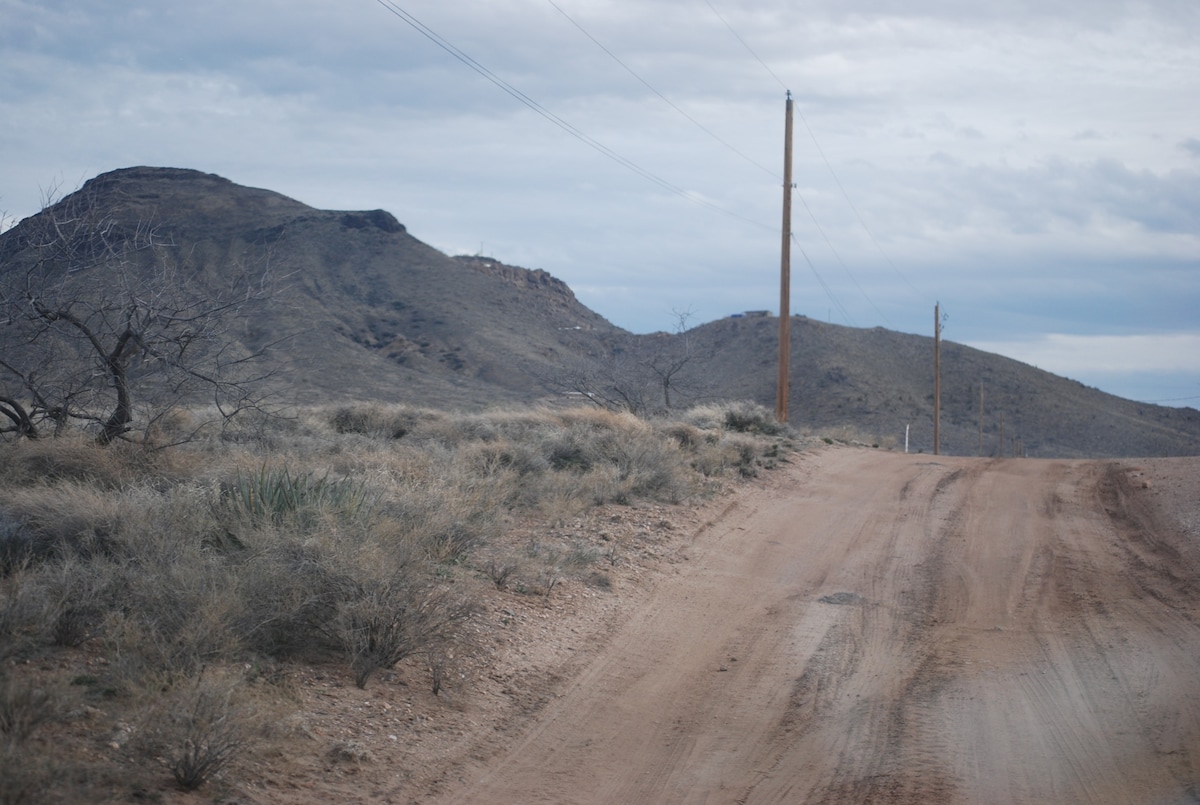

{"left": 0, "top": 565, "right": 56, "bottom": 660}
{"left": 167, "top": 680, "right": 245, "bottom": 790}
{"left": 689, "top": 434, "right": 766, "bottom": 478}
{"left": 336, "top": 403, "right": 457, "bottom": 439}
{"left": 681, "top": 400, "right": 786, "bottom": 436}
{"left": 817, "top": 424, "right": 887, "bottom": 448}
{"left": 232, "top": 540, "right": 346, "bottom": 658}
{"left": 0, "top": 483, "right": 123, "bottom": 571}
{"left": 335, "top": 565, "right": 480, "bottom": 689}
{"left": 133, "top": 670, "right": 256, "bottom": 791}
{"left": 0, "top": 741, "right": 53, "bottom": 805}
{"left": 0, "top": 672, "right": 65, "bottom": 803}
{"left": 0, "top": 670, "right": 60, "bottom": 750}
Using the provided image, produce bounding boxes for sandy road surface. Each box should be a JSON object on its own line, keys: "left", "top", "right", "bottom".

{"left": 434, "top": 449, "right": 1200, "bottom": 804}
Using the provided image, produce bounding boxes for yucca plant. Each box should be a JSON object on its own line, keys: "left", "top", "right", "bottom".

{"left": 228, "top": 466, "right": 376, "bottom": 525}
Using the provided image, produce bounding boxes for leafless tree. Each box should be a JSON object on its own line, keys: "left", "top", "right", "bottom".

{"left": 641, "top": 307, "right": 713, "bottom": 411}
{"left": 0, "top": 184, "right": 281, "bottom": 444}
{"left": 544, "top": 309, "right": 712, "bottom": 415}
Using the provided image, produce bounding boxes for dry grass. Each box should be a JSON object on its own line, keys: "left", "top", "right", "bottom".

{"left": 0, "top": 399, "right": 793, "bottom": 799}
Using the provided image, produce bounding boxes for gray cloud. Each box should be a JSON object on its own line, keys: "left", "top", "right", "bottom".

{"left": 1, "top": 0, "right": 1197, "bottom": 405}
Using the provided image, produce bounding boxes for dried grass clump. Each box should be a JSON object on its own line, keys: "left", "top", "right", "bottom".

{"left": 680, "top": 400, "right": 786, "bottom": 436}
{"left": 0, "top": 564, "right": 56, "bottom": 660}
{"left": 328, "top": 402, "right": 442, "bottom": 440}
{"left": 0, "top": 483, "right": 123, "bottom": 572}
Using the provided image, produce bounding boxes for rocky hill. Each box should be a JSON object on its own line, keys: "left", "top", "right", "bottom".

{"left": 2, "top": 166, "right": 1197, "bottom": 457}
{"left": 687, "top": 315, "right": 1200, "bottom": 457}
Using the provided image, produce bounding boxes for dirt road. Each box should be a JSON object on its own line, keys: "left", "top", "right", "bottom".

{"left": 434, "top": 449, "right": 1200, "bottom": 804}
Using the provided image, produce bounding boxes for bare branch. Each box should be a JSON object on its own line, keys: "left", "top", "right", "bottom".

{"left": 0, "top": 180, "right": 284, "bottom": 445}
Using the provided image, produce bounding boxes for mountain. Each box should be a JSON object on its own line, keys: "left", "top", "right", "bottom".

{"left": 689, "top": 315, "right": 1200, "bottom": 457}
{"left": 0, "top": 167, "right": 622, "bottom": 410}
{"left": 2, "top": 166, "right": 1197, "bottom": 458}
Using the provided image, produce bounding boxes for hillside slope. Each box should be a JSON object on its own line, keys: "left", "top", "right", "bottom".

{"left": 688, "top": 315, "right": 1200, "bottom": 457}
{"left": 0, "top": 167, "right": 621, "bottom": 409}
{"left": 2, "top": 166, "right": 1197, "bottom": 457}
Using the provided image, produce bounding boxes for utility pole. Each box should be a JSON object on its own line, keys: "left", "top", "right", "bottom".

{"left": 933, "top": 302, "right": 941, "bottom": 456}
{"left": 776, "top": 90, "right": 794, "bottom": 424}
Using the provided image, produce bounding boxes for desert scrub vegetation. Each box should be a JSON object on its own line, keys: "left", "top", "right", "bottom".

{"left": 0, "top": 399, "right": 792, "bottom": 798}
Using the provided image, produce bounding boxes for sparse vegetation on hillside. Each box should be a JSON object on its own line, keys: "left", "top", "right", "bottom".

{"left": 0, "top": 400, "right": 794, "bottom": 800}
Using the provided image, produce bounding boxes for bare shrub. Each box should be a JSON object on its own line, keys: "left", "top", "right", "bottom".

{"left": 104, "top": 553, "right": 246, "bottom": 688}
{"left": 532, "top": 568, "right": 561, "bottom": 597}
{"left": 679, "top": 400, "right": 786, "bottom": 436}
{"left": 722, "top": 401, "right": 786, "bottom": 435}
{"left": 322, "top": 403, "right": 452, "bottom": 446}
{"left": 463, "top": 438, "right": 548, "bottom": 480}
{"left": 47, "top": 556, "right": 113, "bottom": 647}
{"left": 657, "top": 421, "right": 710, "bottom": 451}
{"left": 335, "top": 567, "right": 479, "bottom": 689}
{"left": 136, "top": 672, "right": 250, "bottom": 791}
{"left": 564, "top": 541, "right": 602, "bottom": 570}
{"left": 374, "top": 457, "right": 508, "bottom": 563}
{"left": 424, "top": 636, "right": 477, "bottom": 697}
{"left": 481, "top": 556, "right": 520, "bottom": 590}
{"left": 0, "top": 742, "right": 53, "bottom": 805}
{"left": 0, "top": 512, "right": 33, "bottom": 577}
{"left": 232, "top": 540, "right": 345, "bottom": 658}
{"left": 0, "top": 564, "right": 54, "bottom": 659}
{"left": 726, "top": 435, "right": 764, "bottom": 477}
{"left": 0, "top": 671, "right": 59, "bottom": 749}
{"left": 500, "top": 410, "right": 691, "bottom": 507}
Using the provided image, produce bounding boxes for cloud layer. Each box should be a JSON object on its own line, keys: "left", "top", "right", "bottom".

{"left": 2, "top": 0, "right": 1196, "bottom": 405}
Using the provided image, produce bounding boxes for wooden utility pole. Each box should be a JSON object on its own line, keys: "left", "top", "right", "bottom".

{"left": 933, "top": 302, "right": 941, "bottom": 456}
{"left": 776, "top": 91, "right": 794, "bottom": 424}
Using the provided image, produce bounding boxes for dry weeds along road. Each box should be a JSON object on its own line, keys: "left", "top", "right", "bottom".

{"left": 431, "top": 448, "right": 1200, "bottom": 805}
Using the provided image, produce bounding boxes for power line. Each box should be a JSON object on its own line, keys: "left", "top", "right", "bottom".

{"left": 702, "top": 0, "right": 788, "bottom": 92}
{"left": 546, "top": 0, "right": 779, "bottom": 181}
{"left": 793, "top": 108, "right": 923, "bottom": 298}
{"left": 1144, "top": 393, "right": 1200, "bottom": 403}
{"left": 794, "top": 233, "right": 853, "bottom": 326}
{"left": 373, "top": 0, "right": 773, "bottom": 234}
{"left": 546, "top": 1, "right": 862, "bottom": 326}
{"left": 794, "top": 189, "right": 892, "bottom": 327}
{"left": 704, "top": 0, "right": 925, "bottom": 302}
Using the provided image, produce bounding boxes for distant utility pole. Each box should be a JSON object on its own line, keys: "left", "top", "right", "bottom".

{"left": 776, "top": 90, "right": 794, "bottom": 424}
{"left": 933, "top": 302, "right": 941, "bottom": 456}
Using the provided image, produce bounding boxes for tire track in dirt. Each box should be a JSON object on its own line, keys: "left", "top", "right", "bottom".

{"left": 740, "top": 459, "right": 972, "bottom": 804}
{"left": 429, "top": 449, "right": 1200, "bottom": 805}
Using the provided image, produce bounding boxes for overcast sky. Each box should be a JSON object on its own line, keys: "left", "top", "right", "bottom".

{"left": 2, "top": 0, "right": 1197, "bottom": 406}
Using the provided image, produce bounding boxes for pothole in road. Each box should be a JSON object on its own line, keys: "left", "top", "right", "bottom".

{"left": 818, "top": 592, "right": 864, "bottom": 606}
